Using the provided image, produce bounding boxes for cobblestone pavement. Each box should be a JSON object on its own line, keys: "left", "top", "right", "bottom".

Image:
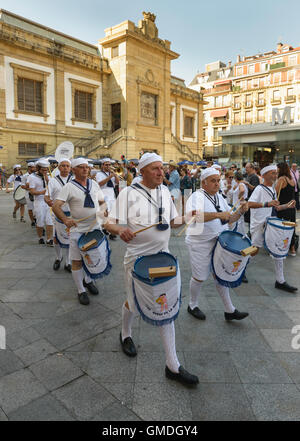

{"left": 0, "top": 191, "right": 300, "bottom": 421}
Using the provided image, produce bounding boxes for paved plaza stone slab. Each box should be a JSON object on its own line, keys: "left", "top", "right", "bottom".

{"left": 190, "top": 383, "right": 256, "bottom": 421}
{"left": 230, "top": 351, "right": 293, "bottom": 384}
{"left": 244, "top": 384, "right": 300, "bottom": 421}
{"left": 0, "top": 369, "right": 47, "bottom": 414}
{"left": 0, "top": 192, "right": 300, "bottom": 421}
{"left": 132, "top": 382, "right": 193, "bottom": 421}
{"left": 8, "top": 394, "right": 76, "bottom": 421}
{"left": 29, "top": 354, "right": 84, "bottom": 391}
{"left": 52, "top": 375, "right": 115, "bottom": 421}
{"left": 15, "top": 339, "right": 58, "bottom": 366}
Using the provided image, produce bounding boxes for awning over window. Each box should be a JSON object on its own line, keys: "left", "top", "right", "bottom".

{"left": 210, "top": 109, "right": 228, "bottom": 118}
{"left": 214, "top": 80, "right": 232, "bottom": 85}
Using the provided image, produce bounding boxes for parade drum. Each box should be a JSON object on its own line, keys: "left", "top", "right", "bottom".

{"left": 54, "top": 211, "right": 71, "bottom": 248}
{"left": 212, "top": 231, "right": 251, "bottom": 288}
{"left": 78, "top": 229, "right": 111, "bottom": 279}
{"left": 132, "top": 252, "right": 181, "bottom": 326}
{"left": 13, "top": 186, "right": 27, "bottom": 205}
{"left": 264, "top": 217, "right": 294, "bottom": 258}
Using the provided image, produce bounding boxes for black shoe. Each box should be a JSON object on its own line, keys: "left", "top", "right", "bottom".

{"left": 109, "top": 234, "right": 117, "bottom": 240}
{"left": 224, "top": 309, "right": 249, "bottom": 321}
{"left": 39, "top": 238, "right": 45, "bottom": 245}
{"left": 119, "top": 333, "right": 137, "bottom": 357}
{"left": 275, "top": 281, "right": 298, "bottom": 293}
{"left": 12, "top": 211, "right": 16, "bottom": 219}
{"left": 83, "top": 279, "right": 99, "bottom": 295}
{"left": 187, "top": 305, "right": 206, "bottom": 320}
{"left": 46, "top": 239, "right": 54, "bottom": 247}
{"left": 242, "top": 274, "right": 248, "bottom": 283}
{"left": 78, "top": 292, "right": 90, "bottom": 305}
{"left": 31, "top": 221, "right": 36, "bottom": 227}
{"left": 64, "top": 264, "right": 72, "bottom": 273}
{"left": 53, "top": 258, "right": 62, "bottom": 271}
{"left": 102, "top": 229, "right": 109, "bottom": 235}
{"left": 165, "top": 365, "right": 199, "bottom": 386}
{"left": 20, "top": 217, "right": 26, "bottom": 223}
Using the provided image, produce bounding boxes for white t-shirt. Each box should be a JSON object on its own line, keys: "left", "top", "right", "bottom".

{"left": 185, "top": 189, "right": 230, "bottom": 243}
{"left": 96, "top": 171, "right": 116, "bottom": 202}
{"left": 248, "top": 184, "right": 276, "bottom": 231}
{"left": 57, "top": 179, "right": 104, "bottom": 233}
{"left": 232, "top": 182, "right": 248, "bottom": 206}
{"left": 190, "top": 168, "right": 198, "bottom": 177}
{"left": 109, "top": 184, "right": 177, "bottom": 264}
{"left": 27, "top": 173, "right": 47, "bottom": 202}
{"left": 7, "top": 174, "right": 23, "bottom": 191}
{"left": 46, "top": 174, "right": 72, "bottom": 212}
{"left": 131, "top": 175, "right": 142, "bottom": 185}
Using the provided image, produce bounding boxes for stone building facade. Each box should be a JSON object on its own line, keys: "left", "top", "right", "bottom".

{"left": 0, "top": 10, "right": 205, "bottom": 171}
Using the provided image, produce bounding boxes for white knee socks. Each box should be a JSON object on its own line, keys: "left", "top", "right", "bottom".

{"left": 121, "top": 303, "right": 136, "bottom": 341}
{"left": 54, "top": 243, "right": 62, "bottom": 260}
{"left": 159, "top": 322, "right": 180, "bottom": 373}
{"left": 189, "top": 277, "right": 202, "bottom": 309}
{"left": 66, "top": 249, "right": 71, "bottom": 266}
{"left": 274, "top": 258, "right": 285, "bottom": 284}
{"left": 214, "top": 280, "right": 235, "bottom": 313}
{"left": 72, "top": 268, "right": 85, "bottom": 294}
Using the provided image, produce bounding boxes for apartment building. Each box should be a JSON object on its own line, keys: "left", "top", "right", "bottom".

{"left": 190, "top": 43, "right": 300, "bottom": 166}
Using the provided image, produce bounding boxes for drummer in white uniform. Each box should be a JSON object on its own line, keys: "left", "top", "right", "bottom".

{"left": 6, "top": 164, "right": 26, "bottom": 222}
{"left": 96, "top": 158, "right": 119, "bottom": 240}
{"left": 21, "top": 162, "right": 36, "bottom": 227}
{"left": 53, "top": 158, "right": 106, "bottom": 305}
{"left": 248, "top": 164, "right": 297, "bottom": 293}
{"left": 28, "top": 159, "right": 54, "bottom": 245}
{"left": 104, "top": 152, "right": 199, "bottom": 387}
{"left": 44, "top": 158, "right": 72, "bottom": 272}
{"left": 185, "top": 167, "right": 249, "bottom": 321}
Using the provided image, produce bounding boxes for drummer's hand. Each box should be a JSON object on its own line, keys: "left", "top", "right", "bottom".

{"left": 218, "top": 211, "right": 231, "bottom": 222}
{"left": 285, "top": 200, "right": 296, "bottom": 209}
{"left": 269, "top": 200, "right": 280, "bottom": 207}
{"left": 64, "top": 218, "right": 77, "bottom": 229}
{"left": 119, "top": 227, "right": 135, "bottom": 243}
{"left": 239, "top": 201, "right": 248, "bottom": 214}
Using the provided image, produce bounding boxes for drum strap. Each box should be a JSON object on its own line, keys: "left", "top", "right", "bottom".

{"left": 259, "top": 184, "right": 276, "bottom": 200}
{"left": 203, "top": 190, "right": 228, "bottom": 225}
{"left": 131, "top": 183, "right": 165, "bottom": 223}
{"left": 36, "top": 172, "right": 46, "bottom": 188}
{"left": 55, "top": 174, "right": 72, "bottom": 187}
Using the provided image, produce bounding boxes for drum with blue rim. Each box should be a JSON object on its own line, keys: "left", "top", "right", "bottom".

{"left": 264, "top": 217, "right": 294, "bottom": 258}
{"left": 78, "top": 229, "right": 111, "bottom": 279}
{"left": 212, "top": 230, "right": 251, "bottom": 287}
{"left": 132, "top": 252, "right": 181, "bottom": 326}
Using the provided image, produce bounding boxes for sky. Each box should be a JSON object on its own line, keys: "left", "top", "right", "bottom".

{"left": 1, "top": 0, "right": 300, "bottom": 84}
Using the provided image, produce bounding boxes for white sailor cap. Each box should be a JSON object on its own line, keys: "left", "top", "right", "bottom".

{"left": 13, "top": 164, "right": 21, "bottom": 169}
{"left": 200, "top": 167, "right": 220, "bottom": 181}
{"left": 71, "top": 158, "right": 89, "bottom": 167}
{"left": 260, "top": 164, "right": 277, "bottom": 176}
{"left": 58, "top": 157, "right": 71, "bottom": 165}
{"left": 37, "top": 159, "right": 50, "bottom": 168}
{"left": 138, "top": 152, "right": 162, "bottom": 172}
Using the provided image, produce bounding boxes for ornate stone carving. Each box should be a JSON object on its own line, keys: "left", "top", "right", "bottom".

{"left": 143, "top": 12, "right": 156, "bottom": 22}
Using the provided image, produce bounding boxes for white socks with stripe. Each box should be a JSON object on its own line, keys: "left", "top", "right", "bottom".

{"left": 189, "top": 277, "right": 202, "bottom": 310}
{"left": 274, "top": 258, "right": 285, "bottom": 284}
{"left": 66, "top": 249, "right": 71, "bottom": 266}
{"left": 72, "top": 268, "right": 85, "bottom": 294}
{"left": 121, "top": 303, "right": 136, "bottom": 341}
{"left": 159, "top": 322, "right": 180, "bottom": 374}
{"left": 214, "top": 280, "right": 235, "bottom": 313}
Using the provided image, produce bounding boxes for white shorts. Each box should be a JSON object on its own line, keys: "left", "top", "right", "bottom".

{"left": 69, "top": 232, "right": 82, "bottom": 261}
{"left": 34, "top": 201, "right": 53, "bottom": 227}
{"left": 25, "top": 194, "right": 34, "bottom": 211}
{"left": 187, "top": 238, "right": 217, "bottom": 281}
{"left": 250, "top": 225, "right": 264, "bottom": 248}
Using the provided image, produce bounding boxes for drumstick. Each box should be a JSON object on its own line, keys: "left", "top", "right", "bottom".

{"left": 177, "top": 215, "right": 196, "bottom": 237}
{"left": 134, "top": 222, "right": 161, "bottom": 235}
{"left": 277, "top": 181, "right": 283, "bottom": 201}
{"left": 229, "top": 197, "right": 243, "bottom": 213}
{"left": 66, "top": 213, "right": 97, "bottom": 232}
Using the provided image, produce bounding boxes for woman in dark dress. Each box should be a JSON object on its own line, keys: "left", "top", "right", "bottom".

{"left": 275, "top": 162, "right": 297, "bottom": 256}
